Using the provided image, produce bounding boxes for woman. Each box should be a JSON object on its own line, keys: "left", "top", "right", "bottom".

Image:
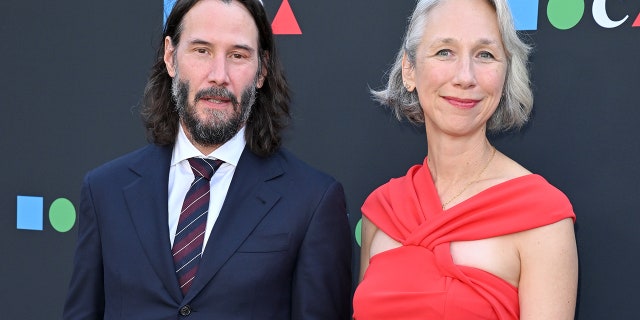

{"left": 352, "top": 0, "right": 578, "bottom": 319}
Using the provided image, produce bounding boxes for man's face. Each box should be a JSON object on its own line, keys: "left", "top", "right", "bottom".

{"left": 170, "top": 73, "right": 258, "bottom": 146}
{"left": 164, "top": 0, "right": 266, "bottom": 148}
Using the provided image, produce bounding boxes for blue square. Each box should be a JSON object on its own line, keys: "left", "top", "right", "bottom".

{"left": 164, "top": 0, "right": 177, "bottom": 25}
{"left": 17, "top": 196, "right": 43, "bottom": 231}
{"left": 508, "top": 0, "right": 539, "bottom": 30}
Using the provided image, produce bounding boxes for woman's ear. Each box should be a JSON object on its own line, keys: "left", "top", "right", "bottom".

{"left": 401, "top": 52, "right": 416, "bottom": 92}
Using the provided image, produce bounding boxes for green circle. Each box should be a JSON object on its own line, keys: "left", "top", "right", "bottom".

{"left": 49, "top": 198, "right": 76, "bottom": 232}
{"left": 355, "top": 218, "right": 362, "bottom": 247}
{"left": 547, "top": 0, "right": 585, "bottom": 30}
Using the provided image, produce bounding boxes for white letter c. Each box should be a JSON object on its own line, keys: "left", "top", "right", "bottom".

{"left": 592, "top": 0, "right": 628, "bottom": 28}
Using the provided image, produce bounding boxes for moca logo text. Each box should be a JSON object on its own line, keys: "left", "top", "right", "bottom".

{"left": 16, "top": 195, "right": 77, "bottom": 233}
{"left": 508, "top": 0, "right": 640, "bottom": 30}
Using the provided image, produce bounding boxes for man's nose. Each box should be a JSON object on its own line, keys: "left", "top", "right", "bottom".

{"left": 206, "top": 55, "right": 230, "bottom": 86}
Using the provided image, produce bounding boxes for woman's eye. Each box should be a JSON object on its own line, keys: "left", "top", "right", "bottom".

{"left": 436, "top": 49, "right": 452, "bottom": 57}
{"left": 478, "top": 51, "right": 495, "bottom": 59}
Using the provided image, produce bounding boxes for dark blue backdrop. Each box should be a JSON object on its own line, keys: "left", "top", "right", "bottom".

{"left": 1, "top": 1, "right": 639, "bottom": 318}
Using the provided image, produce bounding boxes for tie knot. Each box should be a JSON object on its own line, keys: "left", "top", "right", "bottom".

{"left": 187, "top": 158, "right": 223, "bottom": 180}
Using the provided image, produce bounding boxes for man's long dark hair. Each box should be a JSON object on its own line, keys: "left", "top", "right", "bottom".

{"left": 141, "top": 0, "right": 290, "bottom": 157}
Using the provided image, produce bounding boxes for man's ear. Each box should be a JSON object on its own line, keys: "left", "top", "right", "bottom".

{"left": 164, "top": 36, "right": 177, "bottom": 77}
{"left": 401, "top": 52, "right": 416, "bottom": 92}
{"left": 256, "top": 51, "right": 268, "bottom": 89}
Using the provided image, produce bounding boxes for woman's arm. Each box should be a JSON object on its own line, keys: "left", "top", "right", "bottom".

{"left": 518, "top": 218, "right": 578, "bottom": 320}
{"left": 359, "top": 215, "right": 378, "bottom": 282}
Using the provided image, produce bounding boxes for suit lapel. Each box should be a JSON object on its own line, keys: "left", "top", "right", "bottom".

{"left": 185, "top": 147, "right": 284, "bottom": 300}
{"left": 123, "top": 145, "right": 183, "bottom": 303}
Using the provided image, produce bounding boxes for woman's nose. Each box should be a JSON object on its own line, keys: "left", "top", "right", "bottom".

{"left": 452, "top": 57, "right": 477, "bottom": 88}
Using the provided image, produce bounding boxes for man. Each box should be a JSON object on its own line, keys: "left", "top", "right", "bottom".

{"left": 63, "top": 0, "right": 352, "bottom": 318}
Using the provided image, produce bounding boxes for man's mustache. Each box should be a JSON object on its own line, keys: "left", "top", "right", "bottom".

{"left": 194, "top": 87, "right": 239, "bottom": 107}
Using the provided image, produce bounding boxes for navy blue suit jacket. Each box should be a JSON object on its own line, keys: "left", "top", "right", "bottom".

{"left": 63, "top": 144, "right": 352, "bottom": 319}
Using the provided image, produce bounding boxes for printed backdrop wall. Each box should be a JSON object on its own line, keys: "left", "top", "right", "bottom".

{"left": 2, "top": 1, "right": 639, "bottom": 318}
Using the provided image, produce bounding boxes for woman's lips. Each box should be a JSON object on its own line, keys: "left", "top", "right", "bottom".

{"left": 443, "top": 96, "right": 480, "bottom": 109}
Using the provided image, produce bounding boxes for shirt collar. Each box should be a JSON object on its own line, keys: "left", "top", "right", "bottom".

{"left": 171, "top": 124, "right": 246, "bottom": 167}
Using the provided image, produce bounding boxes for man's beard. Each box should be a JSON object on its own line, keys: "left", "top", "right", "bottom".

{"left": 171, "top": 77, "right": 257, "bottom": 147}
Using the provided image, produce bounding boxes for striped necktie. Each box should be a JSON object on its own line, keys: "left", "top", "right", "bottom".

{"left": 172, "top": 157, "right": 223, "bottom": 296}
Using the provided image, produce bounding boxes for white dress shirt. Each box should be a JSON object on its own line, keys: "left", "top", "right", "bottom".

{"left": 168, "top": 125, "right": 246, "bottom": 252}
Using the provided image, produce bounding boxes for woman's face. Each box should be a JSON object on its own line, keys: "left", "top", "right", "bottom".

{"left": 403, "top": 0, "right": 507, "bottom": 137}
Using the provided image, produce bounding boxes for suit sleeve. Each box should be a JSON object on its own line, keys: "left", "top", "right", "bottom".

{"left": 292, "top": 180, "right": 353, "bottom": 320}
{"left": 63, "top": 174, "right": 105, "bottom": 319}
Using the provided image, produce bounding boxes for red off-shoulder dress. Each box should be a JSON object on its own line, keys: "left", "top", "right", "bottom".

{"left": 353, "top": 158, "right": 575, "bottom": 320}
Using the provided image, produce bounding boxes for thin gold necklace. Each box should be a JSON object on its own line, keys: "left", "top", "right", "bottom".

{"left": 441, "top": 146, "right": 496, "bottom": 210}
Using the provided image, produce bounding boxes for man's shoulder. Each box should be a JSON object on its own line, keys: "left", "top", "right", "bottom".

{"left": 264, "top": 148, "right": 346, "bottom": 206}
{"left": 271, "top": 148, "right": 337, "bottom": 184}
{"left": 88, "top": 144, "right": 172, "bottom": 177}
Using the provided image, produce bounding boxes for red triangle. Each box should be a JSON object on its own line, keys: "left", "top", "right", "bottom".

{"left": 633, "top": 12, "right": 640, "bottom": 27}
{"left": 271, "top": 0, "right": 302, "bottom": 35}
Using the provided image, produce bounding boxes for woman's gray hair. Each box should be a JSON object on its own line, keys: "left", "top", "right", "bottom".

{"left": 373, "top": 0, "right": 533, "bottom": 132}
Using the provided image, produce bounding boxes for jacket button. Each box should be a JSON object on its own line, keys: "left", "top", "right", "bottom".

{"left": 179, "top": 305, "right": 192, "bottom": 316}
